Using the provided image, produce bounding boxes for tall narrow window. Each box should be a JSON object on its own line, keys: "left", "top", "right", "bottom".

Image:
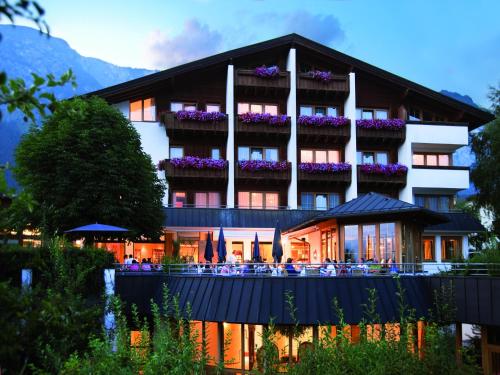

{"left": 206, "top": 104, "right": 221, "bottom": 112}
{"left": 130, "top": 98, "right": 156, "bottom": 121}
{"left": 362, "top": 225, "right": 376, "bottom": 260}
{"left": 130, "top": 100, "right": 143, "bottom": 121}
{"left": 143, "top": 98, "right": 156, "bottom": 121}
{"left": 173, "top": 192, "right": 186, "bottom": 208}
{"left": 301, "top": 193, "right": 314, "bottom": 209}
{"left": 344, "top": 225, "right": 359, "bottom": 262}
{"left": 441, "top": 236, "right": 462, "bottom": 260}
{"left": 211, "top": 148, "right": 221, "bottom": 160}
{"left": 315, "top": 194, "right": 328, "bottom": 210}
{"left": 422, "top": 237, "right": 435, "bottom": 261}
{"left": 379, "top": 223, "right": 396, "bottom": 261}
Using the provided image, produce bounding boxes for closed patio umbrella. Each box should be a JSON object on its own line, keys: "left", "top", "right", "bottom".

{"left": 253, "top": 232, "right": 260, "bottom": 262}
{"left": 204, "top": 231, "right": 214, "bottom": 263}
{"left": 272, "top": 223, "right": 283, "bottom": 264}
{"left": 217, "top": 226, "right": 226, "bottom": 263}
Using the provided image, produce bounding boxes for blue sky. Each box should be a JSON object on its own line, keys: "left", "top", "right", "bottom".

{"left": 12, "top": 0, "right": 500, "bottom": 106}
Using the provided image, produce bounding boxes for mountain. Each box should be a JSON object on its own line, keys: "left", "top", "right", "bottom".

{"left": 0, "top": 25, "right": 154, "bottom": 186}
{"left": 440, "top": 90, "right": 478, "bottom": 107}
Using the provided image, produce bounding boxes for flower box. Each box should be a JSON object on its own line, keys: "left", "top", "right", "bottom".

{"left": 236, "top": 115, "right": 291, "bottom": 140}
{"left": 158, "top": 158, "right": 228, "bottom": 182}
{"left": 176, "top": 110, "right": 227, "bottom": 122}
{"left": 297, "top": 72, "right": 349, "bottom": 92}
{"left": 236, "top": 161, "right": 291, "bottom": 182}
{"left": 356, "top": 119, "right": 406, "bottom": 145}
{"left": 298, "top": 163, "right": 352, "bottom": 184}
{"left": 239, "top": 112, "right": 289, "bottom": 126}
{"left": 235, "top": 69, "right": 290, "bottom": 90}
{"left": 356, "top": 119, "right": 405, "bottom": 130}
{"left": 357, "top": 164, "right": 407, "bottom": 187}
{"left": 254, "top": 65, "right": 281, "bottom": 78}
{"left": 298, "top": 115, "right": 350, "bottom": 127}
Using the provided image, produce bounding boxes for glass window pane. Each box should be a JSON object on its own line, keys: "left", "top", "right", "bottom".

{"left": 250, "top": 148, "right": 263, "bottom": 161}
{"left": 250, "top": 104, "right": 263, "bottom": 113}
{"left": 315, "top": 150, "right": 327, "bottom": 163}
{"left": 375, "top": 110, "right": 388, "bottom": 120}
{"left": 237, "top": 103, "right": 249, "bottom": 114}
{"left": 170, "top": 147, "right": 184, "bottom": 159}
{"left": 300, "top": 106, "right": 313, "bottom": 116}
{"left": 195, "top": 192, "right": 207, "bottom": 208}
{"left": 238, "top": 147, "right": 249, "bottom": 161}
{"left": 328, "top": 150, "right": 340, "bottom": 163}
{"left": 414, "top": 196, "right": 425, "bottom": 207}
{"left": 379, "top": 223, "right": 396, "bottom": 261}
{"left": 251, "top": 192, "right": 263, "bottom": 209}
{"left": 327, "top": 107, "right": 337, "bottom": 116}
{"left": 264, "top": 105, "right": 278, "bottom": 115}
{"left": 265, "top": 148, "right": 278, "bottom": 162}
{"left": 173, "top": 192, "right": 186, "bottom": 208}
{"left": 301, "top": 193, "right": 314, "bottom": 209}
{"left": 315, "top": 194, "right": 328, "bottom": 210}
{"left": 208, "top": 192, "right": 220, "bottom": 208}
{"left": 130, "top": 100, "right": 142, "bottom": 121}
{"left": 423, "top": 237, "right": 434, "bottom": 261}
{"left": 362, "top": 225, "right": 376, "bottom": 261}
{"left": 301, "top": 150, "right": 314, "bottom": 163}
{"left": 344, "top": 225, "right": 359, "bottom": 262}
{"left": 315, "top": 107, "right": 326, "bottom": 116}
{"left": 211, "top": 148, "right": 220, "bottom": 160}
{"left": 413, "top": 154, "right": 425, "bottom": 165}
{"left": 207, "top": 104, "right": 221, "bottom": 112}
{"left": 428, "top": 197, "right": 438, "bottom": 211}
{"left": 238, "top": 192, "right": 249, "bottom": 208}
{"left": 184, "top": 104, "right": 196, "bottom": 111}
{"left": 356, "top": 108, "right": 362, "bottom": 119}
{"left": 426, "top": 154, "right": 438, "bottom": 166}
{"left": 442, "top": 237, "right": 461, "bottom": 260}
{"left": 362, "top": 110, "right": 374, "bottom": 120}
{"left": 438, "top": 154, "right": 450, "bottom": 166}
{"left": 143, "top": 98, "right": 156, "bottom": 121}
{"left": 356, "top": 151, "right": 363, "bottom": 164}
{"left": 328, "top": 194, "right": 340, "bottom": 209}
{"left": 170, "top": 102, "right": 183, "bottom": 112}
{"left": 362, "top": 152, "right": 375, "bottom": 164}
{"left": 376, "top": 152, "right": 388, "bottom": 165}
{"left": 265, "top": 193, "right": 278, "bottom": 209}
{"left": 439, "top": 196, "right": 450, "bottom": 212}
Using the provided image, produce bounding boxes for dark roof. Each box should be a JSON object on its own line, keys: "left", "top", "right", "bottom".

{"left": 285, "top": 193, "right": 448, "bottom": 232}
{"left": 163, "top": 207, "right": 318, "bottom": 230}
{"left": 86, "top": 33, "right": 493, "bottom": 128}
{"left": 424, "top": 212, "right": 485, "bottom": 233}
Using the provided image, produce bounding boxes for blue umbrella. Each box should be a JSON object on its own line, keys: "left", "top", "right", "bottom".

{"left": 217, "top": 226, "right": 226, "bottom": 263}
{"left": 272, "top": 222, "right": 283, "bottom": 264}
{"left": 204, "top": 231, "right": 214, "bottom": 263}
{"left": 65, "top": 223, "right": 129, "bottom": 233}
{"left": 253, "top": 232, "right": 260, "bottom": 262}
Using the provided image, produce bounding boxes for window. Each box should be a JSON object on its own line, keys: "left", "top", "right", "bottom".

{"left": 171, "top": 102, "right": 196, "bottom": 111}
{"left": 170, "top": 146, "right": 184, "bottom": 159}
{"left": 195, "top": 192, "right": 221, "bottom": 208}
{"left": 379, "top": 223, "right": 396, "bottom": 261}
{"left": 407, "top": 107, "right": 421, "bottom": 121}
{"left": 300, "top": 149, "right": 340, "bottom": 163}
{"left": 362, "top": 225, "right": 376, "bottom": 261}
{"left": 422, "top": 237, "right": 435, "bottom": 261}
{"left": 211, "top": 148, "right": 221, "bottom": 160}
{"left": 357, "top": 151, "right": 389, "bottom": 165}
{"left": 299, "top": 105, "right": 338, "bottom": 117}
{"left": 412, "top": 153, "right": 452, "bottom": 167}
{"left": 130, "top": 98, "right": 156, "bottom": 121}
{"left": 415, "top": 194, "right": 455, "bottom": 212}
{"left": 441, "top": 236, "right": 462, "bottom": 260}
{"left": 343, "top": 222, "right": 397, "bottom": 262}
{"left": 206, "top": 104, "right": 221, "bottom": 112}
{"left": 238, "top": 192, "right": 279, "bottom": 209}
{"left": 237, "top": 102, "right": 278, "bottom": 115}
{"left": 344, "top": 225, "right": 359, "bottom": 262}
{"left": 173, "top": 192, "right": 186, "bottom": 208}
{"left": 301, "top": 192, "right": 340, "bottom": 210}
{"left": 238, "top": 147, "right": 279, "bottom": 161}
{"left": 356, "top": 108, "right": 388, "bottom": 120}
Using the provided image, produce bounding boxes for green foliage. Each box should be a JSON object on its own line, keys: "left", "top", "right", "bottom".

{"left": 469, "top": 242, "right": 500, "bottom": 276}
{"left": 14, "top": 96, "right": 165, "bottom": 239}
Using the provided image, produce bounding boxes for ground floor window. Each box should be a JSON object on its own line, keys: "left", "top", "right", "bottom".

{"left": 441, "top": 236, "right": 462, "bottom": 260}
{"left": 422, "top": 237, "right": 435, "bottom": 261}
{"left": 133, "top": 243, "right": 165, "bottom": 263}
{"left": 321, "top": 230, "right": 337, "bottom": 261}
{"left": 178, "top": 234, "right": 200, "bottom": 262}
{"left": 290, "top": 240, "right": 310, "bottom": 263}
{"left": 342, "top": 222, "right": 397, "bottom": 262}
{"left": 238, "top": 192, "right": 279, "bottom": 209}
{"left": 343, "top": 225, "right": 359, "bottom": 262}
{"left": 251, "top": 241, "right": 272, "bottom": 262}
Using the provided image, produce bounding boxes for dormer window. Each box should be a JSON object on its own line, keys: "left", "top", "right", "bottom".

{"left": 130, "top": 98, "right": 156, "bottom": 121}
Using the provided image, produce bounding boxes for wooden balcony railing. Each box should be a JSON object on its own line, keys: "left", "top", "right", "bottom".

{"left": 235, "top": 163, "right": 291, "bottom": 183}
{"left": 160, "top": 112, "right": 228, "bottom": 139}
{"left": 297, "top": 73, "right": 349, "bottom": 93}
{"left": 235, "top": 69, "right": 290, "bottom": 90}
{"left": 356, "top": 127, "right": 406, "bottom": 146}
{"left": 357, "top": 166, "right": 407, "bottom": 187}
{"left": 298, "top": 169, "right": 351, "bottom": 185}
{"left": 297, "top": 122, "right": 350, "bottom": 144}
{"left": 162, "top": 160, "right": 228, "bottom": 183}
{"left": 236, "top": 117, "right": 291, "bottom": 141}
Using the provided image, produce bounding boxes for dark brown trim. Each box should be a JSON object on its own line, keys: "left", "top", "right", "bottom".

{"left": 406, "top": 120, "right": 470, "bottom": 127}
{"left": 412, "top": 165, "right": 469, "bottom": 171}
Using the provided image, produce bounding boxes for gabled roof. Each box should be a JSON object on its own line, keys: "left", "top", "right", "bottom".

{"left": 284, "top": 192, "right": 448, "bottom": 232}
{"left": 87, "top": 33, "right": 494, "bottom": 127}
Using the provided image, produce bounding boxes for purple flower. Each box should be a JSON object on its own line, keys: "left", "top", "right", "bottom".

{"left": 239, "top": 112, "right": 290, "bottom": 126}
{"left": 176, "top": 110, "right": 227, "bottom": 122}
{"left": 299, "top": 162, "right": 351, "bottom": 174}
{"left": 158, "top": 156, "right": 228, "bottom": 171}
{"left": 239, "top": 160, "right": 290, "bottom": 172}
{"left": 297, "top": 115, "right": 350, "bottom": 127}
{"left": 310, "top": 70, "right": 333, "bottom": 82}
{"left": 356, "top": 119, "right": 405, "bottom": 130}
{"left": 359, "top": 163, "right": 408, "bottom": 176}
{"left": 254, "top": 65, "right": 281, "bottom": 78}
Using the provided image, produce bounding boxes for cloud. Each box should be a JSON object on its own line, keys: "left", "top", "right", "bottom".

{"left": 144, "top": 19, "right": 223, "bottom": 69}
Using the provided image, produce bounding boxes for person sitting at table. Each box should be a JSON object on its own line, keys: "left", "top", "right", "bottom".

{"left": 285, "top": 258, "right": 299, "bottom": 275}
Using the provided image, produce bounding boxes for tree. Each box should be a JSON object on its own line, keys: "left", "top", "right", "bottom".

{"left": 14, "top": 96, "right": 165, "bottom": 239}
{"left": 470, "top": 84, "right": 500, "bottom": 235}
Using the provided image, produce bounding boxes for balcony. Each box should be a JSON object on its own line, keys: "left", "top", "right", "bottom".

{"left": 410, "top": 166, "right": 469, "bottom": 191}
{"left": 159, "top": 159, "right": 228, "bottom": 186}
{"left": 357, "top": 165, "right": 407, "bottom": 188}
{"left": 298, "top": 163, "right": 351, "bottom": 187}
{"left": 160, "top": 111, "right": 228, "bottom": 140}
{"left": 297, "top": 72, "right": 349, "bottom": 97}
{"left": 297, "top": 119, "right": 350, "bottom": 145}
{"left": 235, "top": 161, "right": 291, "bottom": 184}
{"left": 236, "top": 116, "right": 291, "bottom": 142}
{"left": 356, "top": 127, "right": 406, "bottom": 147}
{"left": 234, "top": 69, "right": 290, "bottom": 95}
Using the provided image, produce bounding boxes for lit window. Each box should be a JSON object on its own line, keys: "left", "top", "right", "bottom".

{"left": 173, "top": 192, "right": 186, "bottom": 208}
{"left": 195, "top": 192, "right": 207, "bottom": 208}
{"left": 143, "top": 98, "right": 156, "bottom": 121}
{"left": 300, "top": 149, "right": 340, "bottom": 163}
{"left": 130, "top": 100, "right": 143, "bottom": 121}
{"left": 315, "top": 150, "right": 327, "bottom": 163}
{"left": 300, "top": 150, "right": 314, "bottom": 163}
{"left": 184, "top": 104, "right": 196, "bottom": 111}
{"left": 264, "top": 105, "right": 278, "bottom": 115}
{"left": 328, "top": 150, "right": 340, "bottom": 163}
{"left": 238, "top": 102, "right": 279, "bottom": 115}
{"left": 171, "top": 102, "right": 183, "bottom": 112}
{"left": 238, "top": 192, "right": 279, "bottom": 209}
{"left": 441, "top": 237, "right": 462, "bottom": 260}
{"left": 237, "top": 103, "right": 250, "bottom": 114}
{"left": 344, "top": 225, "right": 359, "bottom": 262}
{"left": 250, "top": 104, "right": 263, "bottom": 113}
{"left": 265, "top": 193, "right": 278, "bottom": 209}
{"left": 413, "top": 154, "right": 425, "bottom": 165}
{"left": 379, "top": 223, "right": 396, "bottom": 261}
{"left": 208, "top": 192, "right": 220, "bottom": 208}
{"left": 238, "top": 192, "right": 250, "bottom": 208}
{"left": 170, "top": 147, "right": 184, "bottom": 159}
{"left": 438, "top": 154, "right": 450, "bottom": 166}
{"left": 426, "top": 155, "right": 438, "bottom": 166}
{"left": 250, "top": 192, "right": 263, "bottom": 209}
{"left": 423, "top": 237, "right": 435, "bottom": 261}
{"left": 206, "top": 104, "right": 221, "bottom": 112}
{"left": 195, "top": 192, "right": 221, "bottom": 208}
{"left": 362, "top": 225, "right": 376, "bottom": 260}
